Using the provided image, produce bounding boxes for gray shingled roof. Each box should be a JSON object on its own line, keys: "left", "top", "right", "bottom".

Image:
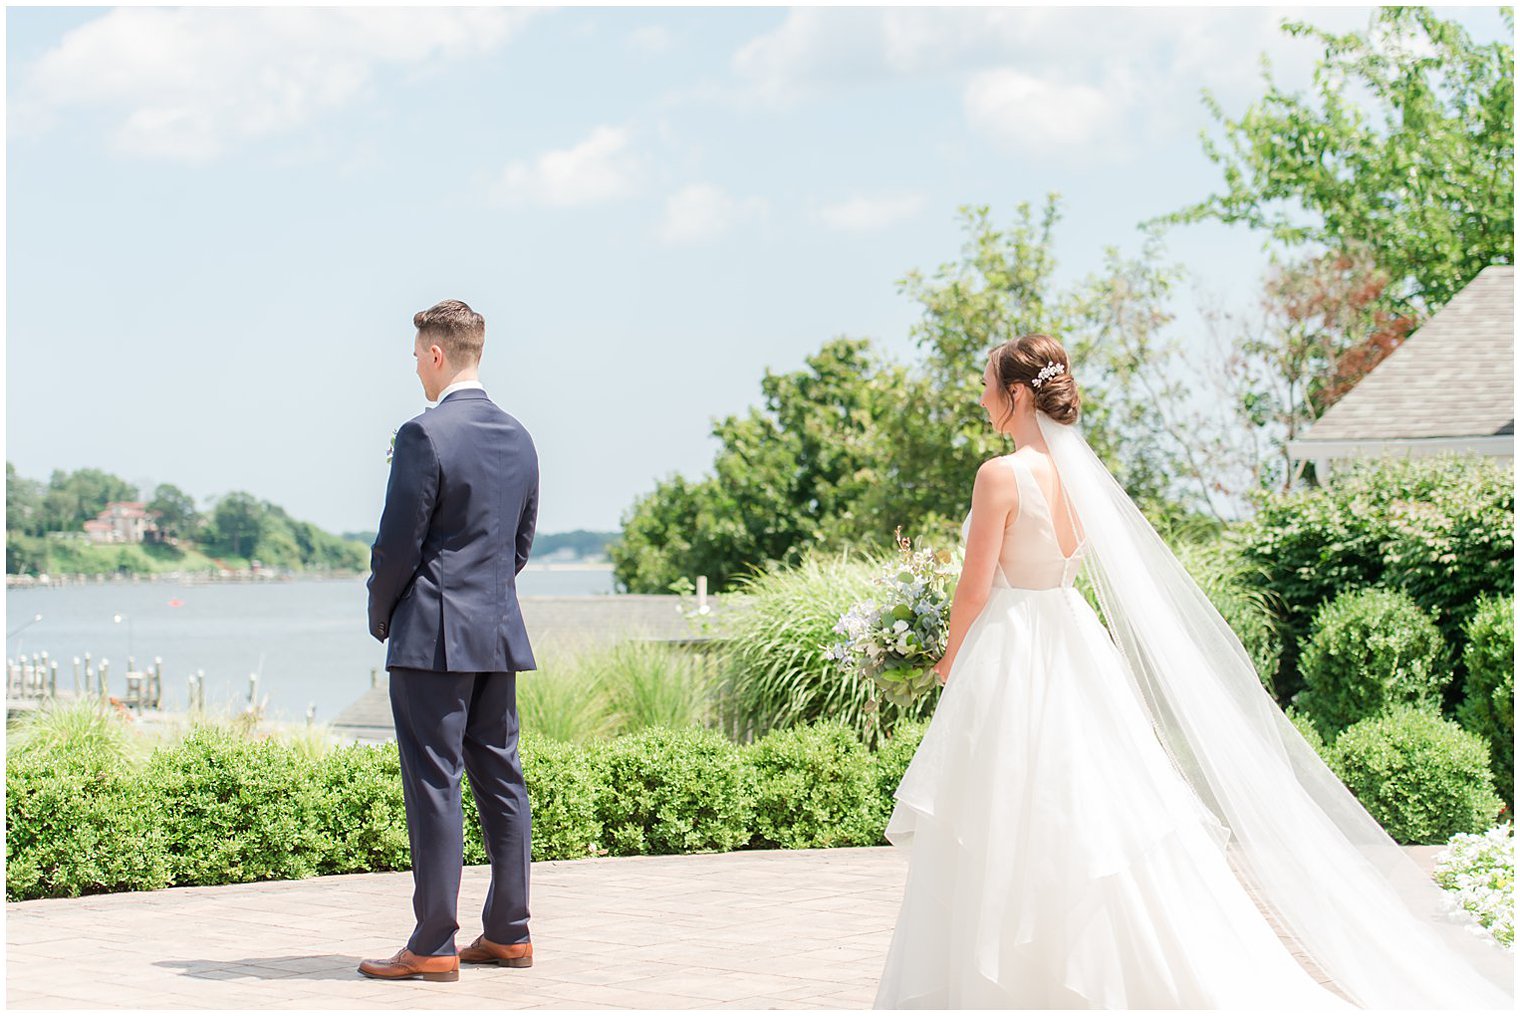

{"left": 1297, "top": 265, "right": 1513, "bottom": 444}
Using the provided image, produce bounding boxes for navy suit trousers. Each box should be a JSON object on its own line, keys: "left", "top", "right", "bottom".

{"left": 388, "top": 667, "right": 532, "bottom": 955}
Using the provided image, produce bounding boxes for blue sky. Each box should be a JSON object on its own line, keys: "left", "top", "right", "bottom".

{"left": 6, "top": 6, "right": 1511, "bottom": 536}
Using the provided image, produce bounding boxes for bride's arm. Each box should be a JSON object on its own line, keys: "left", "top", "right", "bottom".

{"left": 934, "top": 459, "right": 1019, "bottom": 683}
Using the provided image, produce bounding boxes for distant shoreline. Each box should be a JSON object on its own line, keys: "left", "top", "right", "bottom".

{"left": 521, "top": 561, "right": 614, "bottom": 571}
{"left": 5, "top": 560, "right": 614, "bottom": 589}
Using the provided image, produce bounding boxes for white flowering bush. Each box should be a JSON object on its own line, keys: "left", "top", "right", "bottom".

{"left": 825, "top": 529, "right": 955, "bottom": 708}
{"left": 1433, "top": 822, "right": 1514, "bottom": 949}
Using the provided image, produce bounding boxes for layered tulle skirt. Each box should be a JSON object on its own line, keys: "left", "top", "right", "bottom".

{"left": 873, "top": 585, "right": 1360, "bottom": 1009}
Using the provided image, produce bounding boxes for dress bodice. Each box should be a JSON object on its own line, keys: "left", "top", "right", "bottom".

{"left": 961, "top": 454, "right": 1084, "bottom": 590}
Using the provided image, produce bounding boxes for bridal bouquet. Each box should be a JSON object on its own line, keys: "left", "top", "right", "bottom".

{"left": 826, "top": 528, "right": 956, "bottom": 708}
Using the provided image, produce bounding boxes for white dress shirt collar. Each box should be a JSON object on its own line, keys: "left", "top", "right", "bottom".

{"left": 435, "top": 378, "right": 486, "bottom": 403}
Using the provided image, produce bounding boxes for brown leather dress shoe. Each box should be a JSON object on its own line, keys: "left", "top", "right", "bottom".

{"left": 458, "top": 935, "right": 533, "bottom": 967}
{"left": 357, "top": 947, "right": 460, "bottom": 982}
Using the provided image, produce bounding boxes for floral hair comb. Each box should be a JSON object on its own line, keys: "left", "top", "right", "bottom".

{"left": 1031, "top": 361, "right": 1065, "bottom": 389}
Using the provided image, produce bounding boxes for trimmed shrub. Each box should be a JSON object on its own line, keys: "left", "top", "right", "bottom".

{"left": 870, "top": 718, "right": 930, "bottom": 833}
{"left": 1176, "top": 538, "right": 1283, "bottom": 695}
{"left": 461, "top": 734, "right": 603, "bottom": 864}
{"left": 594, "top": 727, "right": 754, "bottom": 855}
{"left": 1240, "top": 456, "right": 1513, "bottom": 702}
{"left": 1327, "top": 706, "right": 1504, "bottom": 844}
{"left": 518, "top": 734, "right": 601, "bottom": 862}
{"left": 1284, "top": 706, "right": 1326, "bottom": 757}
{"left": 316, "top": 742, "right": 410, "bottom": 875}
{"left": 1294, "top": 587, "right": 1449, "bottom": 736}
{"left": 7, "top": 716, "right": 954, "bottom": 900}
{"left": 5, "top": 744, "right": 170, "bottom": 900}
{"left": 1382, "top": 478, "right": 1516, "bottom": 650}
{"left": 461, "top": 780, "right": 489, "bottom": 866}
{"left": 147, "top": 726, "right": 328, "bottom": 885}
{"left": 716, "top": 553, "right": 940, "bottom": 745}
{"left": 748, "top": 722, "right": 878, "bottom": 849}
{"left": 1457, "top": 596, "right": 1515, "bottom": 807}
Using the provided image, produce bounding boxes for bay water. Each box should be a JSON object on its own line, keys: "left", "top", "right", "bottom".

{"left": 5, "top": 566, "right": 615, "bottom": 724}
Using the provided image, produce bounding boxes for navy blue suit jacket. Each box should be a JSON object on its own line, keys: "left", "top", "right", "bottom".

{"left": 367, "top": 388, "right": 538, "bottom": 672}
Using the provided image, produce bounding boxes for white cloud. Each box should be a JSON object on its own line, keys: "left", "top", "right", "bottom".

{"left": 818, "top": 191, "right": 926, "bottom": 232}
{"left": 657, "top": 184, "right": 767, "bottom": 246}
{"left": 627, "top": 25, "right": 676, "bottom": 56}
{"left": 493, "top": 126, "right": 643, "bottom": 208}
{"left": 14, "top": 7, "right": 531, "bottom": 163}
{"left": 733, "top": 8, "right": 1334, "bottom": 98}
{"left": 963, "top": 69, "right": 1117, "bottom": 151}
{"left": 732, "top": 9, "right": 896, "bottom": 104}
{"left": 729, "top": 7, "right": 1381, "bottom": 151}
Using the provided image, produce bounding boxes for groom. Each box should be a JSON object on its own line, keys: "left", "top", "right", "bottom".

{"left": 360, "top": 299, "right": 539, "bottom": 982}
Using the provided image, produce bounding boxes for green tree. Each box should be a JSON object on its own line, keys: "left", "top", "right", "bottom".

{"left": 6, "top": 462, "right": 44, "bottom": 536}
{"left": 6, "top": 534, "right": 47, "bottom": 576}
{"left": 40, "top": 468, "right": 137, "bottom": 533}
{"left": 612, "top": 338, "right": 894, "bottom": 593}
{"left": 274, "top": 508, "right": 367, "bottom": 571}
{"left": 613, "top": 200, "right": 1220, "bottom": 592}
{"left": 875, "top": 201, "right": 1222, "bottom": 536}
{"left": 1169, "top": 7, "right": 1514, "bottom": 312}
{"left": 205, "top": 492, "right": 267, "bottom": 560}
{"left": 252, "top": 519, "right": 304, "bottom": 568}
{"left": 201, "top": 495, "right": 364, "bottom": 570}
{"left": 715, "top": 338, "right": 903, "bottom": 557}
{"left": 611, "top": 473, "right": 726, "bottom": 594}
{"left": 865, "top": 201, "right": 1063, "bottom": 546}
{"left": 1053, "top": 231, "right": 1231, "bottom": 530}
{"left": 146, "top": 483, "right": 200, "bottom": 540}
{"left": 1213, "top": 249, "right": 1417, "bottom": 492}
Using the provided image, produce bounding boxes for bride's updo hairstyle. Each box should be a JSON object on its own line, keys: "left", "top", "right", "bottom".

{"left": 991, "top": 333, "right": 1081, "bottom": 425}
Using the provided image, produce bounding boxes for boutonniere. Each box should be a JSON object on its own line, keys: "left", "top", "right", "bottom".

{"left": 386, "top": 428, "right": 398, "bottom": 464}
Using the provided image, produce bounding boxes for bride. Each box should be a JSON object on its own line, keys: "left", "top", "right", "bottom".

{"left": 873, "top": 334, "right": 1514, "bottom": 1009}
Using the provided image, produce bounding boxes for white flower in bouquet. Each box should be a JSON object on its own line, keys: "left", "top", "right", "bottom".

{"left": 1433, "top": 821, "right": 1514, "bottom": 950}
{"left": 825, "top": 527, "right": 956, "bottom": 708}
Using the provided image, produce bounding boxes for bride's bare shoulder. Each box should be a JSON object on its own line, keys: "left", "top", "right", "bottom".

{"left": 972, "top": 455, "right": 1019, "bottom": 501}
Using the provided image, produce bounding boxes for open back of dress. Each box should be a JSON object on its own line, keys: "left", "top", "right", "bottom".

{"left": 992, "top": 454, "right": 1083, "bottom": 590}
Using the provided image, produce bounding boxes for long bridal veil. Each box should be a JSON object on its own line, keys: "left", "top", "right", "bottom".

{"left": 1036, "top": 411, "right": 1513, "bottom": 1009}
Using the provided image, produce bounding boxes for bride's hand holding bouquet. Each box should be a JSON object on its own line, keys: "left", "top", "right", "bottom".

{"left": 826, "top": 527, "right": 957, "bottom": 708}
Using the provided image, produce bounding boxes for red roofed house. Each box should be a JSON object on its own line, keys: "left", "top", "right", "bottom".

{"left": 83, "top": 501, "right": 158, "bottom": 544}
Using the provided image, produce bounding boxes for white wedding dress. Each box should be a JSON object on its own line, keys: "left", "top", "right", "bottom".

{"left": 873, "top": 453, "right": 1360, "bottom": 1009}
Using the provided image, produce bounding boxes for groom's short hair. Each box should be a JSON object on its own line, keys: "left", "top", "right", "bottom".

{"left": 414, "top": 299, "right": 485, "bottom": 366}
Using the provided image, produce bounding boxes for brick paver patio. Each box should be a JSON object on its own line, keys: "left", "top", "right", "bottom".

{"left": 7, "top": 845, "right": 1441, "bottom": 1009}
